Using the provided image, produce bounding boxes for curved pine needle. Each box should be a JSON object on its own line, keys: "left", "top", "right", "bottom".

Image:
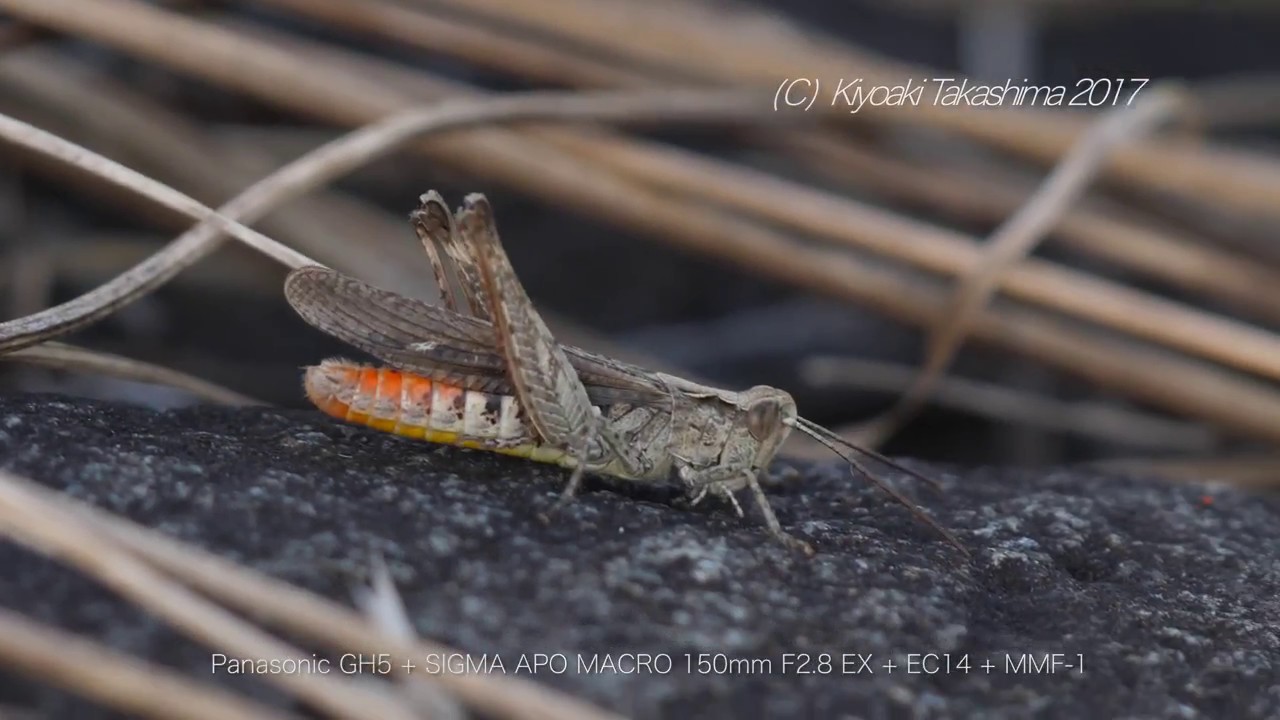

{"left": 0, "top": 88, "right": 771, "bottom": 355}
{"left": 4, "top": 341, "right": 262, "bottom": 406}
{"left": 0, "top": 112, "right": 313, "bottom": 353}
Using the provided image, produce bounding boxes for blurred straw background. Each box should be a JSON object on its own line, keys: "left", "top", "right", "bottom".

{"left": 2, "top": 0, "right": 1279, "bottom": 464}
{"left": 0, "top": 1, "right": 1278, "bottom": 716}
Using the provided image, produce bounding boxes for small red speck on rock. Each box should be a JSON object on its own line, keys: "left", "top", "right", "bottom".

{"left": 1200, "top": 495, "right": 1214, "bottom": 507}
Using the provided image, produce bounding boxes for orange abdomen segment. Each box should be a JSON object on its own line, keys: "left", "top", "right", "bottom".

{"left": 302, "top": 359, "right": 570, "bottom": 466}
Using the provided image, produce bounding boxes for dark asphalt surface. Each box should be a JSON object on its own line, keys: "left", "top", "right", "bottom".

{"left": 0, "top": 393, "right": 1276, "bottom": 719}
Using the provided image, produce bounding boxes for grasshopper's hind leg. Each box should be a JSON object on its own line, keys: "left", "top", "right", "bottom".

{"left": 550, "top": 437, "right": 592, "bottom": 512}
{"left": 412, "top": 191, "right": 493, "bottom": 320}
{"left": 550, "top": 411, "right": 645, "bottom": 511}
{"left": 458, "top": 194, "right": 642, "bottom": 518}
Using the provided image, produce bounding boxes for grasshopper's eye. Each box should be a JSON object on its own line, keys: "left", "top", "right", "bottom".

{"left": 747, "top": 400, "right": 781, "bottom": 441}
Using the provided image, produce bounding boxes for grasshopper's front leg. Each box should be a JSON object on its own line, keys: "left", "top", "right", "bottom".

{"left": 678, "top": 462, "right": 814, "bottom": 555}
{"left": 457, "top": 194, "right": 641, "bottom": 507}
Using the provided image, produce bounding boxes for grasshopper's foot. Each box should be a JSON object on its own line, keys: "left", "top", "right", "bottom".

{"left": 775, "top": 530, "right": 815, "bottom": 556}
{"left": 538, "top": 462, "right": 586, "bottom": 525}
{"left": 743, "top": 471, "right": 814, "bottom": 556}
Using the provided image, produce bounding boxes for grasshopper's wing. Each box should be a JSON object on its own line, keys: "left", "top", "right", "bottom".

{"left": 456, "top": 193, "right": 600, "bottom": 451}
{"left": 284, "top": 266, "right": 668, "bottom": 406}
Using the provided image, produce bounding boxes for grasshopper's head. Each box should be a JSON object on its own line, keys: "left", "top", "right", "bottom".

{"left": 740, "top": 386, "right": 798, "bottom": 471}
{"left": 736, "top": 385, "right": 968, "bottom": 555}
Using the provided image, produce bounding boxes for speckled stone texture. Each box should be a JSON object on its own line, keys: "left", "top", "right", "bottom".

{"left": 0, "top": 393, "right": 1276, "bottom": 719}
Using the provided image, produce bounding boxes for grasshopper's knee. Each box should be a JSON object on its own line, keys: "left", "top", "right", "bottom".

{"left": 679, "top": 464, "right": 750, "bottom": 517}
{"left": 677, "top": 464, "right": 745, "bottom": 492}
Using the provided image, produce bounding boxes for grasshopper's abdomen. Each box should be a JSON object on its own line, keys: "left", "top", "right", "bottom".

{"left": 303, "top": 359, "right": 573, "bottom": 467}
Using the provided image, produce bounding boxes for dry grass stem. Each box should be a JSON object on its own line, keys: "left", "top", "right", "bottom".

{"left": 11, "top": 94, "right": 1262, "bottom": 441}
{"left": 0, "top": 112, "right": 314, "bottom": 352}
{"left": 0, "top": 49, "right": 425, "bottom": 291}
{"left": 231, "top": 9, "right": 1280, "bottom": 384}
{"left": 3, "top": 341, "right": 262, "bottom": 406}
{"left": 0, "top": 607, "right": 295, "bottom": 720}
{"left": 355, "top": 560, "right": 467, "bottom": 720}
{"left": 1, "top": 470, "right": 627, "bottom": 720}
{"left": 259, "top": 0, "right": 1280, "bottom": 326}
{"left": 422, "top": 0, "right": 1280, "bottom": 220}
{"left": 800, "top": 356, "right": 1215, "bottom": 452}
{"left": 2, "top": 4, "right": 1273, "bottom": 719}
{"left": 780, "top": 133, "right": 1280, "bottom": 324}
{"left": 571, "top": 128, "right": 1280, "bottom": 384}
{"left": 7, "top": 0, "right": 1280, "bottom": 442}
{"left": 0, "top": 470, "right": 423, "bottom": 720}
{"left": 1093, "top": 456, "right": 1280, "bottom": 490}
{"left": 860, "top": 85, "right": 1188, "bottom": 445}
{"left": 255, "top": 0, "right": 652, "bottom": 88}
{"left": 0, "top": 87, "right": 767, "bottom": 353}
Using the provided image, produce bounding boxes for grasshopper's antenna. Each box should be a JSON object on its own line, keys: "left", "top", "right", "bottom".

{"left": 796, "top": 416, "right": 943, "bottom": 492}
{"left": 788, "top": 417, "right": 969, "bottom": 556}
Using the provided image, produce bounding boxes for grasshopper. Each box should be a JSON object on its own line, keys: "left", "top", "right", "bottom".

{"left": 284, "top": 191, "right": 964, "bottom": 555}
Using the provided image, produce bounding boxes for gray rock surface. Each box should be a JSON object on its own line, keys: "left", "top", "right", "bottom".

{"left": 0, "top": 393, "right": 1276, "bottom": 719}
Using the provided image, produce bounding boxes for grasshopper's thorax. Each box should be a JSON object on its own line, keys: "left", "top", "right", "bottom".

{"left": 652, "top": 377, "right": 798, "bottom": 483}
